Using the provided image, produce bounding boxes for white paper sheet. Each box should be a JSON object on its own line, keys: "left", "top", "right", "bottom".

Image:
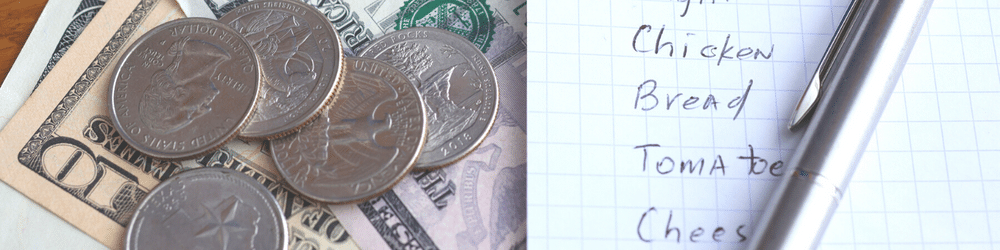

{"left": 527, "top": 0, "right": 1000, "bottom": 249}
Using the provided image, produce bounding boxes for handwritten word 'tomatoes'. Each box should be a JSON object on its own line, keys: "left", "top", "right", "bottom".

{"left": 634, "top": 144, "right": 785, "bottom": 177}
{"left": 634, "top": 79, "right": 753, "bottom": 120}
{"left": 632, "top": 25, "right": 774, "bottom": 66}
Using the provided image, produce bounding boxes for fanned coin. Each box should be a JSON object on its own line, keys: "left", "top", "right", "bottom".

{"left": 221, "top": 0, "right": 346, "bottom": 139}
{"left": 270, "top": 57, "right": 426, "bottom": 204}
{"left": 359, "top": 27, "right": 499, "bottom": 169}
{"left": 109, "top": 18, "right": 261, "bottom": 159}
{"left": 125, "top": 167, "right": 287, "bottom": 250}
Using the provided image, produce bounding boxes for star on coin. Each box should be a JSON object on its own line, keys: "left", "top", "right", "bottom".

{"left": 194, "top": 196, "right": 256, "bottom": 250}
{"left": 126, "top": 168, "right": 285, "bottom": 250}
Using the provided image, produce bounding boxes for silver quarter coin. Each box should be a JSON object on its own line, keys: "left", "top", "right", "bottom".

{"left": 359, "top": 27, "right": 499, "bottom": 169}
{"left": 270, "top": 57, "right": 426, "bottom": 204}
{"left": 125, "top": 167, "right": 287, "bottom": 250}
{"left": 221, "top": 0, "right": 346, "bottom": 139}
{"left": 109, "top": 18, "right": 261, "bottom": 159}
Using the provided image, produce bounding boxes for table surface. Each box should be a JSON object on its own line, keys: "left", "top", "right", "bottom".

{"left": 0, "top": 0, "right": 48, "bottom": 88}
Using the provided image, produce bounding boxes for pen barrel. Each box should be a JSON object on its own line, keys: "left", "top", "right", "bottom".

{"left": 750, "top": 0, "right": 934, "bottom": 249}
{"left": 749, "top": 169, "right": 842, "bottom": 249}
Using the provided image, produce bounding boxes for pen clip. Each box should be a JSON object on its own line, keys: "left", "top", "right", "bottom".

{"left": 788, "top": 0, "right": 865, "bottom": 129}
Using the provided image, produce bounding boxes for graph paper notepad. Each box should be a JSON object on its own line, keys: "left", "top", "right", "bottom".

{"left": 527, "top": 0, "right": 1000, "bottom": 249}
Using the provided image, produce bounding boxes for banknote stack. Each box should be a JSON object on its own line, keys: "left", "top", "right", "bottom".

{"left": 0, "top": 0, "right": 525, "bottom": 249}
{"left": 107, "top": 0, "right": 500, "bottom": 247}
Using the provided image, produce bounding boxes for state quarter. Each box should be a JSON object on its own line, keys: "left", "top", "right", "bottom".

{"left": 109, "top": 18, "right": 261, "bottom": 159}
{"left": 270, "top": 57, "right": 426, "bottom": 204}
{"left": 221, "top": 0, "right": 346, "bottom": 139}
{"left": 360, "top": 27, "right": 499, "bottom": 170}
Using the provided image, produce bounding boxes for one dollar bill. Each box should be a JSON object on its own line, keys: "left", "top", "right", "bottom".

{"left": 0, "top": 0, "right": 358, "bottom": 249}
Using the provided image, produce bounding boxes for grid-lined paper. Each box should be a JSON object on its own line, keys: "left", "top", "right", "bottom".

{"left": 527, "top": 0, "right": 1000, "bottom": 249}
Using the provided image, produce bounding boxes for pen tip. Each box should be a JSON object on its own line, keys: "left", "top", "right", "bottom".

{"left": 789, "top": 74, "right": 822, "bottom": 129}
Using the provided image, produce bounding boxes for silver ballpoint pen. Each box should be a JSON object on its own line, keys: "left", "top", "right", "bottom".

{"left": 749, "top": 0, "right": 934, "bottom": 249}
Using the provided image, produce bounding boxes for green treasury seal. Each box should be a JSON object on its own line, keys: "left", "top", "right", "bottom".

{"left": 395, "top": 0, "right": 495, "bottom": 53}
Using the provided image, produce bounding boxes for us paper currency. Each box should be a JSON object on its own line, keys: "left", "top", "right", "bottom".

{"left": 0, "top": 0, "right": 103, "bottom": 129}
{"left": 0, "top": 0, "right": 108, "bottom": 248}
{"left": 193, "top": 0, "right": 528, "bottom": 248}
{"left": 0, "top": 0, "right": 358, "bottom": 249}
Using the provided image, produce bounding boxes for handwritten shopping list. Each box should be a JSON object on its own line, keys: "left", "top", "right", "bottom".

{"left": 528, "top": 0, "right": 1000, "bottom": 249}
